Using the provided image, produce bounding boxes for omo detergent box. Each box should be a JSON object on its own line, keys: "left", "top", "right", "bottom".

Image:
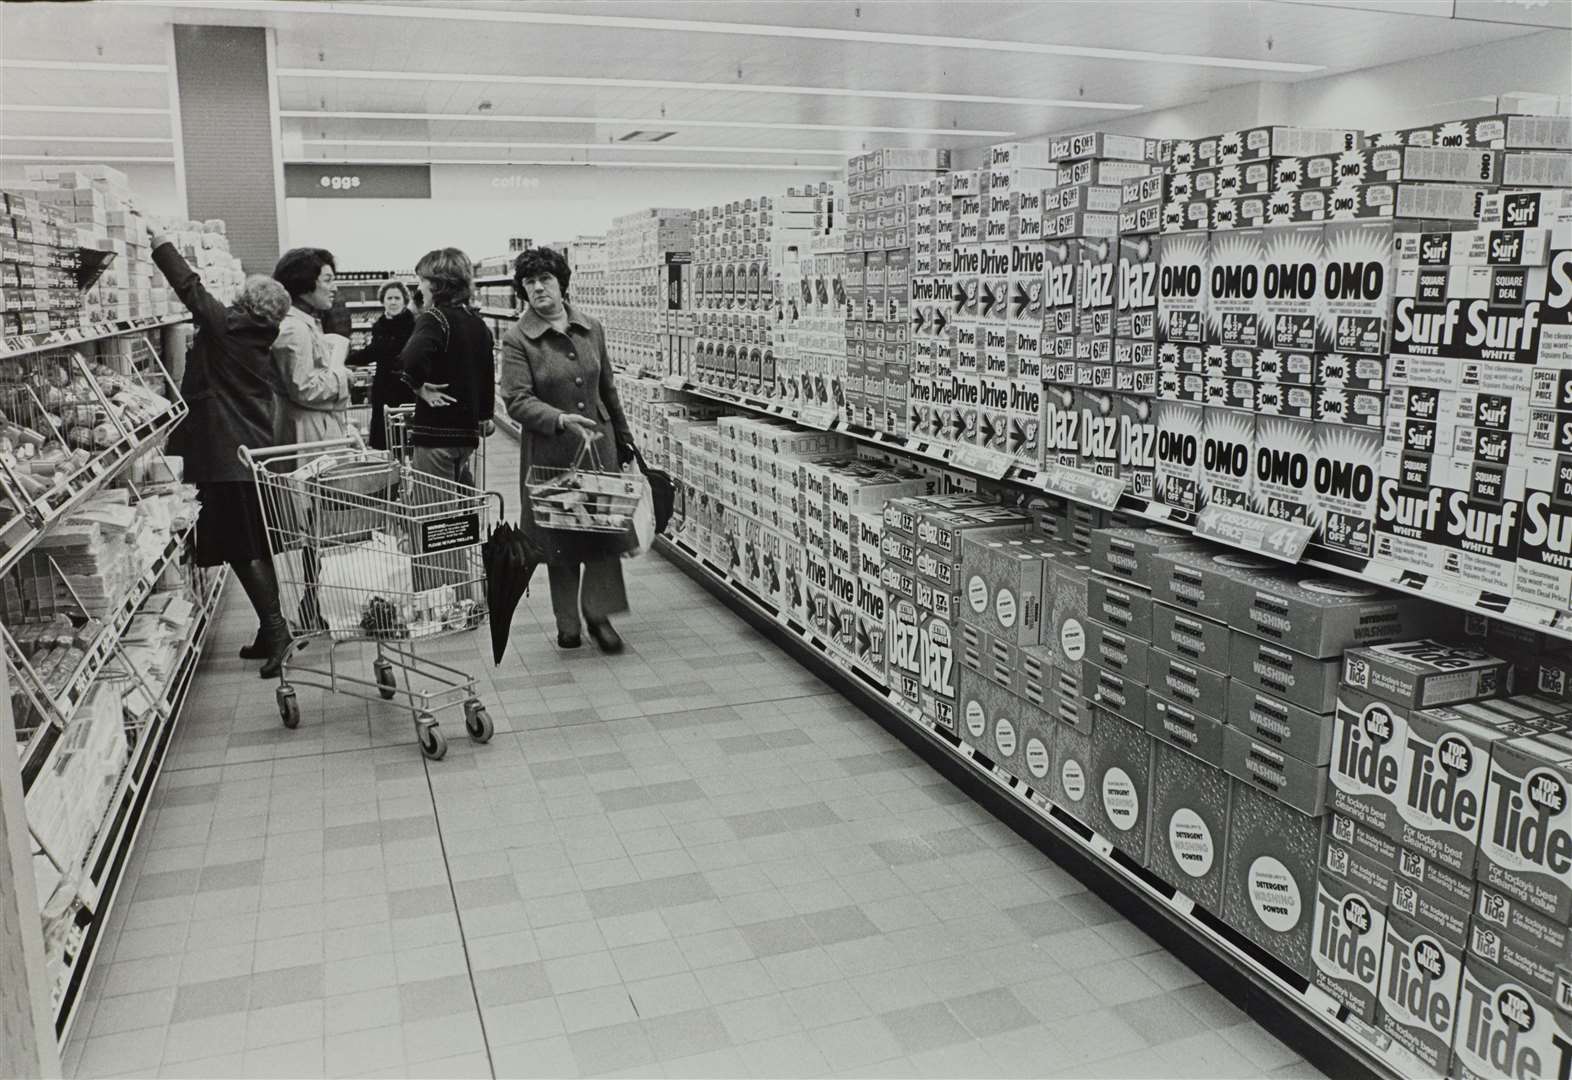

{"left": 1378, "top": 910, "right": 1466, "bottom": 1074}
{"left": 1155, "top": 231, "right": 1210, "bottom": 347}
{"left": 1319, "top": 219, "right": 1398, "bottom": 357}
{"left": 1146, "top": 736, "right": 1232, "bottom": 913}
{"left": 1251, "top": 415, "right": 1319, "bottom": 527}
{"left": 1201, "top": 406, "right": 1256, "bottom": 510}
{"left": 1261, "top": 223, "right": 1325, "bottom": 352}
{"left": 1153, "top": 400, "right": 1204, "bottom": 513}
{"left": 1452, "top": 954, "right": 1572, "bottom": 1080}
{"left": 1206, "top": 228, "right": 1268, "bottom": 349}
{"left": 1222, "top": 779, "right": 1323, "bottom": 979}
{"left": 1477, "top": 729, "right": 1572, "bottom": 923}
{"left": 1310, "top": 864, "right": 1388, "bottom": 1022}
{"left": 1311, "top": 421, "right": 1382, "bottom": 559}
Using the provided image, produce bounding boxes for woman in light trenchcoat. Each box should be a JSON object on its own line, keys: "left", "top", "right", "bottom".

{"left": 499, "top": 246, "right": 636, "bottom": 654}
{"left": 270, "top": 246, "right": 349, "bottom": 446}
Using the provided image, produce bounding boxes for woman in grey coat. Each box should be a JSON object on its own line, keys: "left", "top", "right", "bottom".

{"left": 499, "top": 247, "right": 635, "bottom": 653}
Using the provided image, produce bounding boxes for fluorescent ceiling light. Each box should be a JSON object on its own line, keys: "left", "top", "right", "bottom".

{"left": 0, "top": 155, "right": 176, "bottom": 163}
{"left": 1, "top": 59, "right": 166, "bottom": 73}
{"left": 287, "top": 158, "right": 835, "bottom": 172}
{"left": 155, "top": 0, "right": 1324, "bottom": 73}
{"left": 301, "top": 138, "right": 848, "bottom": 157}
{"left": 281, "top": 110, "right": 1014, "bottom": 138}
{"left": 277, "top": 68, "right": 1141, "bottom": 111}
{"left": 0, "top": 104, "right": 170, "bottom": 116}
{"left": 0, "top": 135, "right": 173, "bottom": 144}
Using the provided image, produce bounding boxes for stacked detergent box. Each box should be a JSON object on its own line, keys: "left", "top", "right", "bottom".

{"left": 846, "top": 150, "right": 951, "bottom": 435}
{"left": 1325, "top": 632, "right": 1572, "bottom": 1077}
{"left": 1383, "top": 188, "right": 1572, "bottom": 607}
{"left": 596, "top": 207, "right": 693, "bottom": 371}
{"left": 908, "top": 172, "right": 955, "bottom": 446}
{"left": 691, "top": 196, "right": 779, "bottom": 394}
{"left": 774, "top": 217, "right": 848, "bottom": 415}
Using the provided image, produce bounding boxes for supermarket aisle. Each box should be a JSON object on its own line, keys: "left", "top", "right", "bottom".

{"left": 63, "top": 435, "right": 1324, "bottom": 1080}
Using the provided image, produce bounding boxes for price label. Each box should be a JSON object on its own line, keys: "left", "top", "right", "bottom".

{"left": 798, "top": 407, "right": 836, "bottom": 431}
{"left": 661, "top": 375, "right": 688, "bottom": 392}
{"left": 1041, "top": 463, "right": 1127, "bottom": 510}
{"left": 949, "top": 445, "right": 1016, "bottom": 480}
{"left": 1194, "top": 504, "right": 1313, "bottom": 564}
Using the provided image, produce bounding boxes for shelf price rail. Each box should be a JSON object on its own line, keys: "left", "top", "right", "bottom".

{"left": 658, "top": 377, "right": 1572, "bottom": 644}
{"left": 52, "top": 565, "right": 226, "bottom": 1041}
{"left": 0, "top": 313, "right": 188, "bottom": 362}
{"left": 656, "top": 533, "right": 1409, "bottom": 1080}
{"left": 12, "top": 524, "right": 195, "bottom": 790}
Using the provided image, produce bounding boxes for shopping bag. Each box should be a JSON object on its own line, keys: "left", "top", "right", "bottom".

{"left": 627, "top": 474, "right": 656, "bottom": 557}
{"left": 627, "top": 443, "right": 678, "bottom": 534}
{"left": 317, "top": 530, "right": 412, "bottom": 632}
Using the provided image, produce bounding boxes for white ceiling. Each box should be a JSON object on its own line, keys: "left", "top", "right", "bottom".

{"left": 0, "top": 0, "right": 1559, "bottom": 170}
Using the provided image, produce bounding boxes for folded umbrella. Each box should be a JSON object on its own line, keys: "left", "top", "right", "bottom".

{"left": 626, "top": 443, "right": 678, "bottom": 535}
{"left": 482, "top": 520, "right": 544, "bottom": 664}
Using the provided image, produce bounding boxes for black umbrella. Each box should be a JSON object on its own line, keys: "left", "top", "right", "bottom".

{"left": 482, "top": 520, "right": 544, "bottom": 665}
{"left": 626, "top": 443, "right": 678, "bottom": 535}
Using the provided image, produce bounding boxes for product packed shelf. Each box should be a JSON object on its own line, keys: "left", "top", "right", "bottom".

{"left": 657, "top": 533, "right": 1407, "bottom": 1080}
{"left": 13, "top": 524, "right": 194, "bottom": 789}
{"left": 659, "top": 377, "right": 1572, "bottom": 643}
{"left": 0, "top": 313, "right": 188, "bottom": 361}
{"left": 53, "top": 565, "right": 225, "bottom": 1040}
{"left": 0, "top": 401, "right": 189, "bottom": 579}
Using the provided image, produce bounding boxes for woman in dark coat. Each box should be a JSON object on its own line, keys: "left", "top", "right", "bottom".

{"left": 499, "top": 247, "right": 635, "bottom": 653}
{"left": 348, "top": 279, "right": 416, "bottom": 450}
{"left": 152, "top": 233, "right": 294, "bottom": 676}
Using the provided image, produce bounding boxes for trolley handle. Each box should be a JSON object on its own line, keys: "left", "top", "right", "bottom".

{"left": 238, "top": 431, "right": 366, "bottom": 466}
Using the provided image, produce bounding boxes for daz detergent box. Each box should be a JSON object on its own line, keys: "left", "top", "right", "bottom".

{"left": 1310, "top": 865, "right": 1388, "bottom": 1022}
{"left": 1478, "top": 728, "right": 1572, "bottom": 923}
{"left": 1222, "top": 779, "right": 1323, "bottom": 979}
{"left": 1378, "top": 911, "right": 1465, "bottom": 1074}
{"left": 1146, "top": 737, "right": 1232, "bottom": 913}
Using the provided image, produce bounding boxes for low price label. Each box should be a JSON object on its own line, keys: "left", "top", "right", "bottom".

{"left": 1041, "top": 463, "right": 1126, "bottom": 510}
{"left": 949, "top": 445, "right": 1016, "bottom": 480}
{"left": 661, "top": 375, "right": 689, "bottom": 392}
{"left": 1194, "top": 504, "right": 1313, "bottom": 563}
{"left": 797, "top": 406, "right": 837, "bottom": 431}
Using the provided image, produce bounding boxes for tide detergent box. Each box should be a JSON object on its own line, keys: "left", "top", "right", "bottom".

{"left": 1340, "top": 639, "right": 1510, "bottom": 710}
{"left": 1453, "top": 955, "right": 1572, "bottom": 1080}
{"left": 1332, "top": 684, "right": 1418, "bottom": 838}
{"left": 1086, "top": 706, "right": 1155, "bottom": 863}
{"left": 1477, "top": 729, "right": 1572, "bottom": 922}
{"left": 1155, "top": 231, "right": 1209, "bottom": 347}
{"left": 1378, "top": 910, "right": 1465, "bottom": 1074}
{"left": 1222, "top": 779, "right": 1323, "bottom": 978}
{"left": 1146, "top": 736, "right": 1232, "bottom": 914}
{"left": 1311, "top": 865, "right": 1388, "bottom": 1022}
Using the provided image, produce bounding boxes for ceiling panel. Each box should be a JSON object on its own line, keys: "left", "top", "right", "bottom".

{"left": 0, "top": 0, "right": 1559, "bottom": 169}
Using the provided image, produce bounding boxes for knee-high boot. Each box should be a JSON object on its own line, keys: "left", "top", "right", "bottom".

{"left": 230, "top": 558, "right": 292, "bottom": 678}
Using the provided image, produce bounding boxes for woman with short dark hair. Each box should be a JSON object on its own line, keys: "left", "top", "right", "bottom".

{"left": 349, "top": 279, "right": 417, "bottom": 450}
{"left": 271, "top": 246, "right": 350, "bottom": 446}
{"left": 500, "top": 246, "right": 636, "bottom": 653}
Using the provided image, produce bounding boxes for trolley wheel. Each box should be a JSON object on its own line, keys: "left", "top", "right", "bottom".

{"left": 464, "top": 700, "right": 494, "bottom": 744}
{"left": 417, "top": 719, "right": 447, "bottom": 761}
{"left": 277, "top": 687, "right": 300, "bottom": 730}
{"left": 374, "top": 659, "right": 397, "bottom": 701}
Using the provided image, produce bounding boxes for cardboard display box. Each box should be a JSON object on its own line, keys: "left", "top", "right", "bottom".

{"left": 1230, "top": 633, "right": 1344, "bottom": 715}
{"left": 1221, "top": 779, "right": 1323, "bottom": 980}
{"left": 1146, "top": 737, "right": 1232, "bottom": 914}
{"left": 1229, "top": 681, "right": 1338, "bottom": 767}
{"left": 1310, "top": 866, "right": 1388, "bottom": 1022}
{"left": 1377, "top": 910, "right": 1464, "bottom": 1076}
{"left": 1086, "top": 707, "right": 1155, "bottom": 863}
{"left": 1151, "top": 601, "right": 1231, "bottom": 675}
{"left": 1223, "top": 725, "right": 1332, "bottom": 816}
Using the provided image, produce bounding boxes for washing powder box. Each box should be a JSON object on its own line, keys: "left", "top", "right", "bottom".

{"left": 1205, "top": 228, "right": 1268, "bottom": 349}
{"left": 1087, "top": 574, "right": 1156, "bottom": 639}
{"left": 1340, "top": 639, "right": 1510, "bottom": 712}
{"left": 1311, "top": 421, "right": 1383, "bottom": 560}
{"left": 1473, "top": 882, "right": 1572, "bottom": 985}
{"left": 960, "top": 531, "right": 1056, "bottom": 647}
{"left": 1086, "top": 658, "right": 1151, "bottom": 728}
{"left": 1201, "top": 406, "right": 1255, "bottom": 510}
{"left": 958, "top": 668, "right": 1027, "bottom": 778}
{"left": 1318, "top": 219, "right": 1397, "bottom": 357}
{"left": 1086, "top": 705, "right": 1155, "bottom": 862}
{"left": 1311, "top": 865, "right": 1389, "bottom": 1022}
{"left": 1260, "top": 223, "right": 1325, "bottom": 352}
{"left": 1048, "top": 706, "right": 1096, "bottom": 824}
{"left": 1389, "top": 860, "right": 1471, "bottom": 951}
{"left": 1453, "top": 956, "right": 1572, "bottom": 1080}
{"left": 1222, "top": 779, "right": 1323, "bottom": 979}
{"left": 1077, "top": 388, "right": 1120, "bottom": 475}
{"left": 1226, "top": 572, "right": 1428, "bottom": 659}
{"left": 1151, "top": 602, "right": 1230, "bottom": 674}
{"left": 1040, "top": 384, "right": 1080, "bottom": 468}
{"left": 1047, "top": 557, "right": 1093, "bottom": 696}
{"left": 1332, "top": 684, "right": 1422, "bottom": 838}
{"left": 1256, "top": 382, "right": 1317, "bottom": 421}
{"left": 1230, "top": 682, "right": 1337, "bottom": 767}
{"left": 1479, "top": 188, "right": 1572, "bottom": 230}
{"left": 1155, "top": 232, "right": 1210, "bottom": 346}
{"left": 1518, "top": 486, "right": 1572, "bottom": 612}
{"left": 1152, "top": 647, "right": 1230, "bottom": 720}
{"left": 1231, "top": 633, "right": 1343, "bottom": 714}
{"left": 1224, "top": 724, "right": 1332, "bottom": 816}
{"left": 1478, "top": 728, "right": 1572, "bottom": 922}
{"left": 1324, "top": 814, "right": 1400, "bottom": 902}
{"left": 1378, "top": 911, "right": 1465, "bottom": 1075}
{"left": 1118, "top": 395, "right": 1157, "bottom": 499}
{"left": 1087, "top": 621, "right": 1151, "bottom": 684}
{"left": 1153, "top": 400, "right": 1204, "bottom": 513}
{"left": 1152, "top": 548, "right": 1285, "bottom": 624}
{"left": 1146, "top": 738, "right": 1232, "bottom": 913}
{"left": 1148, "top": 693, "right": 1226, "bottom": 763}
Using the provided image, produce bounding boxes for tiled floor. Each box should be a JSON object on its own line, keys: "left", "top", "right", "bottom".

{"left": 64, "top": 438, "right": 1328, "bottom": 1079}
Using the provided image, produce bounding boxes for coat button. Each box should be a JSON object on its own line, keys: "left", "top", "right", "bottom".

{"left": 574, "top": 377, "right": 583, "bottom": 386}
{"left": 577, "top": 402, "right": 586, "bottom": 409}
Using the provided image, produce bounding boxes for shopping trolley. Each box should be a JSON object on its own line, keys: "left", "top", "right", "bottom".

{"left": 384, "top": 404, "right": 489, "bottom": 489}
{"left": 526, "top": 438, "right": 641, "bottom": 533}
{"left": 240, "top": 436, "right": 500, "bottom": 760}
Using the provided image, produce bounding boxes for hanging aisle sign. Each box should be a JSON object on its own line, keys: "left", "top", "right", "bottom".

{"left": 284, "top": 164, "right": 433, "bottom": 199}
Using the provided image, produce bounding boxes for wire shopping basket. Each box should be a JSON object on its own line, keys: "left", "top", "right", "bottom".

{"left": 526, "top": 438, "right": 640, "bottom": 534}
{"left": 241, "top": 436, "right": 501, "bottom": 760}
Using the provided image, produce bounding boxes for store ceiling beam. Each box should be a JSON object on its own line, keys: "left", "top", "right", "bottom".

{"left": 278, "top": 110, "right": 1018, "bottom": 138}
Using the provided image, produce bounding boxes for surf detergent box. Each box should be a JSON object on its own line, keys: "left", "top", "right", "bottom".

{"left": 1477, "top": 728, "right": 1572, "bottom": 922}
{"left": 1377, "top": 910, "right": 1465, "bottom": 1075}
{"left": 1311, "top": 864, "right": 1388, "bottom": 1022}
{"left": 1452, "top": 955, "right": 1572, "bottom": 1080}
{"left": 1222, "top": 779, "right": 1323, "bottom": 979}
{"left": 1086, "top": 706, "right": 1155, "bottom": 862}
{"left": 1147, "top": 736, "right": 1232, "bottom": 913}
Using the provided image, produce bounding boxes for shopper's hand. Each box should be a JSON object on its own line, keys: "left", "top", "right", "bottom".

{"left": 151, "top": 230, "right": 171, "bottom": 249}
{"left": 417, "top": 382, "right": 456, "bottom": 407}
{"left": 560, "top": 414, "right": 599, "bottom": 443}
{"left": 617, "top": 440, "right": 637, "bottom": 466}
{"left": 480, "top": 420, "right": 495, "bottom": 437}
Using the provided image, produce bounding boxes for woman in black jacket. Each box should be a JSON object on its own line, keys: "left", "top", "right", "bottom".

{"left": 151, "top": 232, "right": 295, "bottom": 676}
{"left": 349, "top": 280, "right": 416, "bottom": 449}
{"left": 400, "top": 248, "right": 495, "bottom": 486}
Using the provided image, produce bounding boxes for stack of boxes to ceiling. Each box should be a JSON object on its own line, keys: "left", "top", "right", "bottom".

{"left": 26, "top": 165, "right": 159, "bottom": 322}
{"left": 845, "top": 150, "right": 950, "bottom": 433}
{"left": 598, "top": 207, "right": 692, "bottom": 374}
{"left": 564, "top": 237, "right": 606, "bottom": 311}
{"left": 156, "top": 219, "right": 243, "bottom": 307}
{"left": 772, "top": 185, "right": 843, "bottom": 408}
{"left": 692, "top": 199, "right": 769, "bottom": 392}
{"left": 0, "top": 189, "right": 81, "bottom": 337}
{"left": 946, "top": 165, "right": 986, "bottom": 449}
{"left": 907, "top": 173, "right": 953, "bottom": 444}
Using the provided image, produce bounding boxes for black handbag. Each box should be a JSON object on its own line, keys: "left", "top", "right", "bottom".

{"left": 626, "top": 443, "right": 677, "bottom": 535}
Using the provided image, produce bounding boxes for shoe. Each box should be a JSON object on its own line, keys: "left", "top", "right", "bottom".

{"left": 239, "top": 628, "right": 268, "bottom": 660}
{"left": 587, "top": 621, "right": 624, "bottom": 655}
{"left": 557, "top": 630, "right": 583, "bottom": 650}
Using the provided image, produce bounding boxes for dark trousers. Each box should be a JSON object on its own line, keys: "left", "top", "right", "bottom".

{"left": 547, "top": 559, "right": 628, "bottom": 636}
